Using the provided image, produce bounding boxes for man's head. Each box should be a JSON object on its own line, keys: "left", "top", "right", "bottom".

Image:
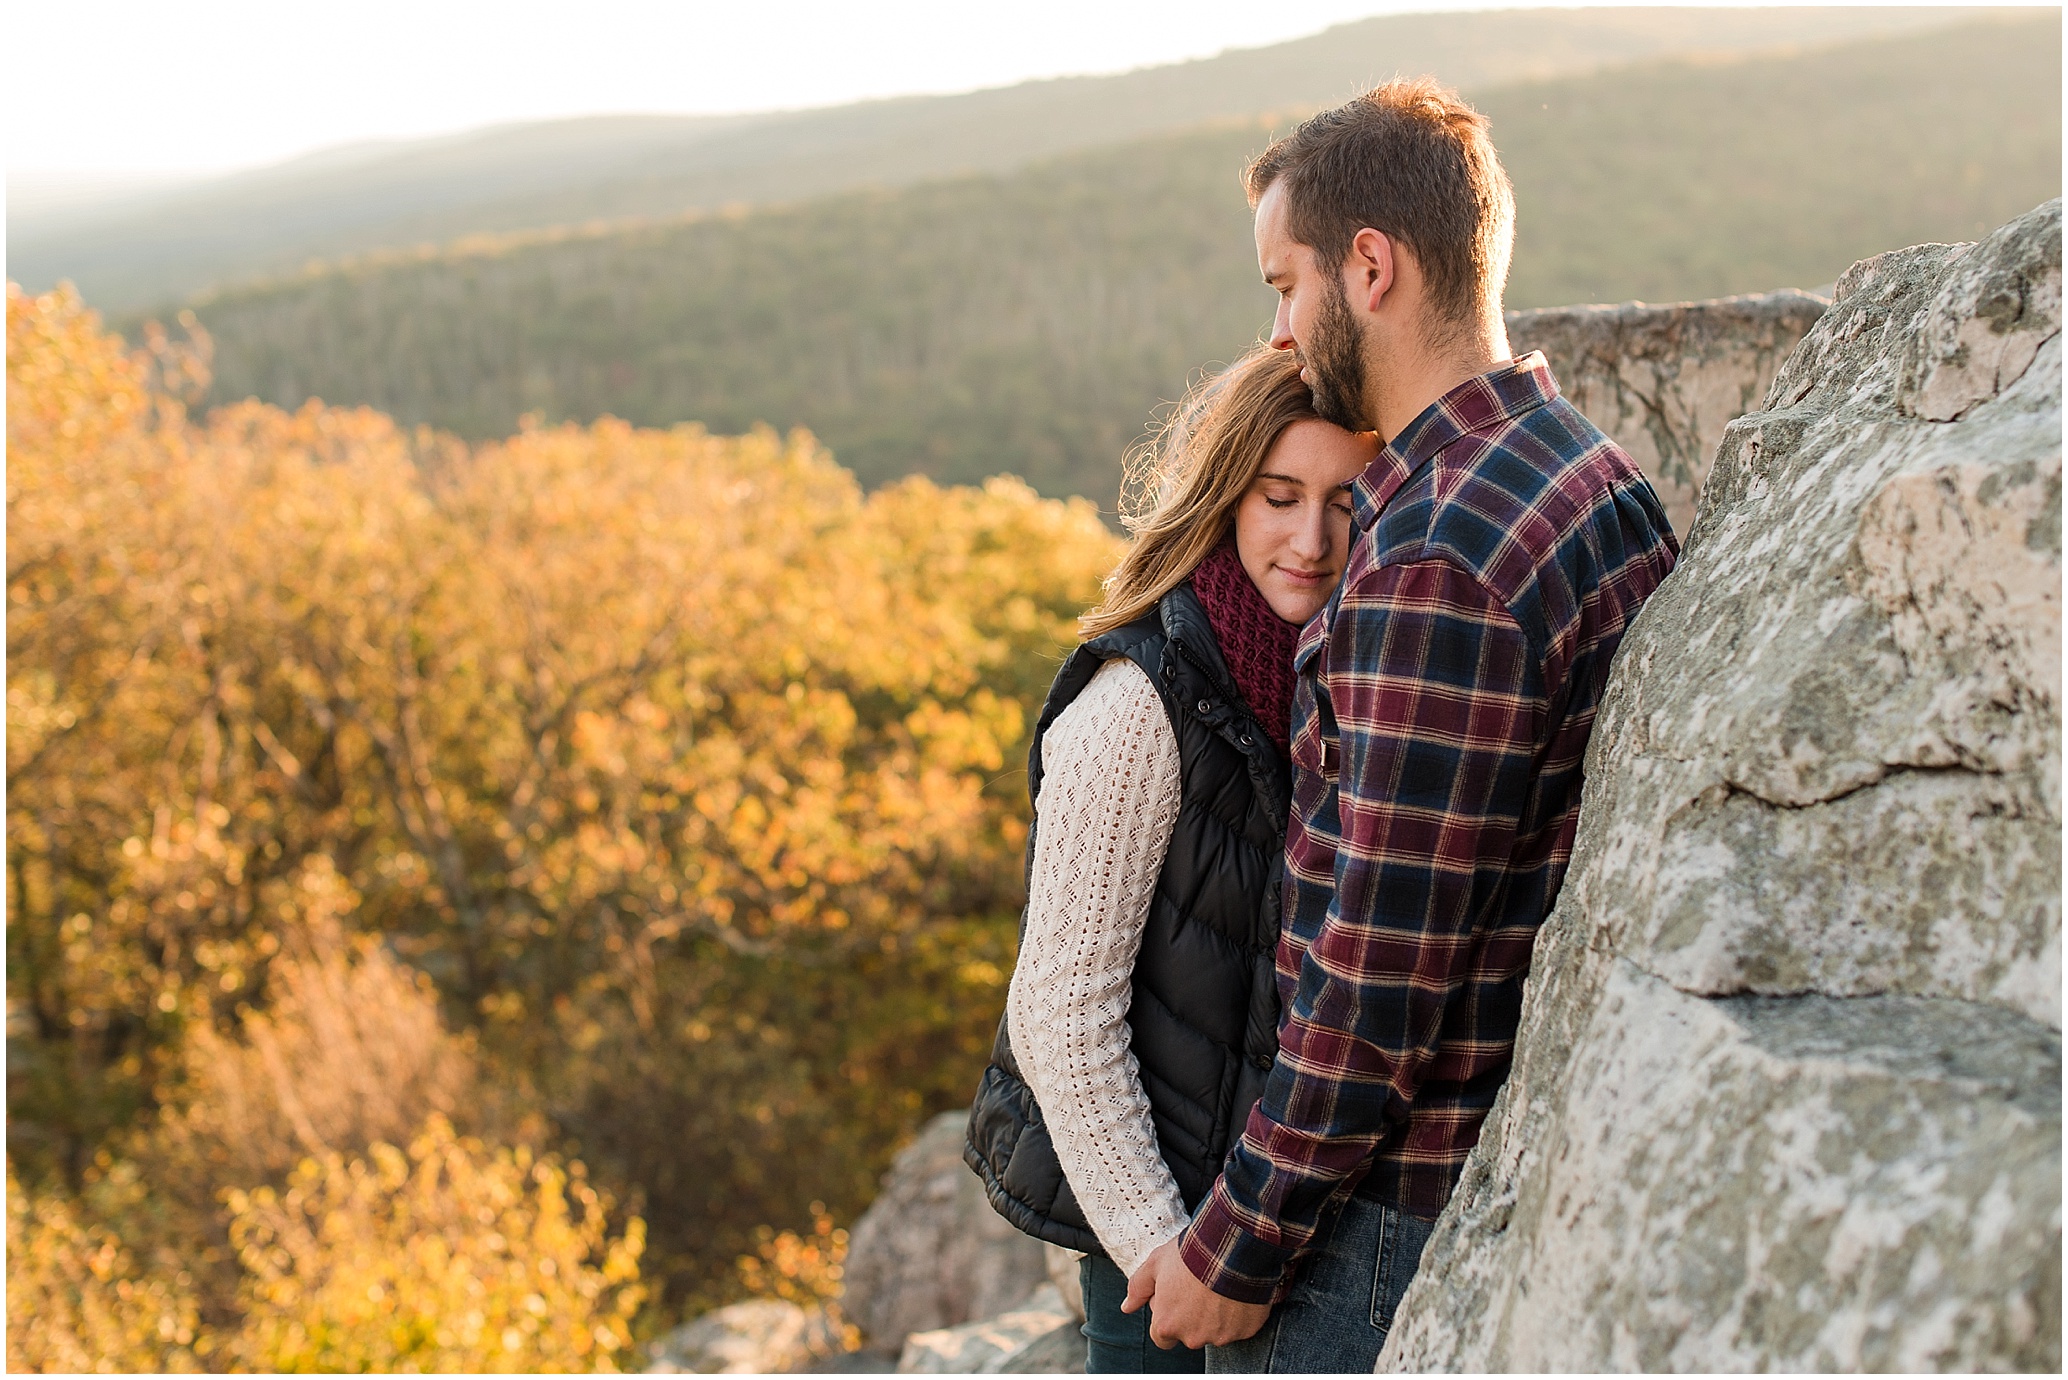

{"left": 1249, "top": 79, "right": 1515, "bottom": 433}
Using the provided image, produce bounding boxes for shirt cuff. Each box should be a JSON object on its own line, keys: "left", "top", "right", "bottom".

{"left": 1176, "top": 1183, "right": 1296, "bottom": 1306}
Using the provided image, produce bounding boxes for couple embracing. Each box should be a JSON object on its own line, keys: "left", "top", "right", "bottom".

{"left": 966, "top": 79, "right": 1678, "bottom": 1373}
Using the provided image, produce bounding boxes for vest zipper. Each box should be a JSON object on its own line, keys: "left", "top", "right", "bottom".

{"left": 1170, "top": 634, "right": 1291, "bottom": 821}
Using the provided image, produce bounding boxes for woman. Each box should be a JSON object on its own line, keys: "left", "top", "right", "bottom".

{"left": 965, "top": 347, "right": 1376, "bottom": 1372}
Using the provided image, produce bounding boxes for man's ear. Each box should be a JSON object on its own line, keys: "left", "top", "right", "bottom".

{"left": 1347, "top": 228, "right": 1395, "bottom": 314}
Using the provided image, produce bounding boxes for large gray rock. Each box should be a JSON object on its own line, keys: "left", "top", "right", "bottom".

{"left": 1385, "top": 202, "right": 2061, "bottom": 1372}
{"left": 895, "top": 1284, "right": 1078, "bottom": 1374}
{"left": 1509, "top": 290, "right": 1828, "bottom": 536}
{"left": 647, "top": 1299, "right": 815, "bottom": 1374}
{"left": 1042, "top": 1244, "right": 1085, "bottom": 1322}
{"left": 844, "top": 1112, "right": 1049, "bottom": 1354}
{"left": 992, "top": 1319, "right": 1086, "bottom": 1374}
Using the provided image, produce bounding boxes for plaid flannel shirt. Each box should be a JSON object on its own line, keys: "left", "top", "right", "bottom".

{"left": 1179, "top": 353, "right": 1679, "bottom": 1303}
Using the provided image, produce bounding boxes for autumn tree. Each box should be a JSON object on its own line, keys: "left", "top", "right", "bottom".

{"left": 7, "top": 281, "right": 1120, "bottom": 1339}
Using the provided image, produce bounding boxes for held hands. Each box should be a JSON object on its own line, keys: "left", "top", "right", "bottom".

{"left": 1121, "top": 1239, "right": 1272, "bottom": 1350}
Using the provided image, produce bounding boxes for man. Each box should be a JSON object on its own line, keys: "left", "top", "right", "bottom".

{"left": 1123, "top": 79, "right": 1679, "bottom": 1371}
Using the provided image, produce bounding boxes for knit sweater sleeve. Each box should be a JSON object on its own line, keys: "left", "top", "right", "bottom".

{"left": 1006, "top": 656, "right": 1188, "bottom": 1277}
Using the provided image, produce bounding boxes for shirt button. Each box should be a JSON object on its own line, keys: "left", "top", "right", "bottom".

{"left": 1239, "top": 734, "right": 1253, "bottom": 748}
{"left": 1197, "top": 699, "right": 1213, "bottom": 714}
{"left": 1250, "top": 1055, "right": 1273, "bottom": 1072}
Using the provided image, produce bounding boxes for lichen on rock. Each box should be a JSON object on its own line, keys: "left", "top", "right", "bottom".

{"left": 1382, "top": 201, "right": 2061, "bottom": 1373}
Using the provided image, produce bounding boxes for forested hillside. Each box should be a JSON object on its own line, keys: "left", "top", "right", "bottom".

{"left": 6, "top": 283, "right": 1121, "bottom": 1362}
{"left": 12, "top": 6, "right": 1991, "bottom": 311}
{"left": 171, "top": 16, "right": 2063, "bottom": 504}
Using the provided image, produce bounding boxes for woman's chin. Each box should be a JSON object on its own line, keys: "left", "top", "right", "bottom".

{"left": 1266, "top": 592, "right": 1327, "bottom": 625}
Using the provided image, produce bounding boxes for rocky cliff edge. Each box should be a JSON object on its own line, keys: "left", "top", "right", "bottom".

{"left": 1381, "top": 200, "right": 2061, "bottom": 1372}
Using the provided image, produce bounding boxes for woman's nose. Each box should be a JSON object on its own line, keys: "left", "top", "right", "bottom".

{"left": 1290, "top": 502, "right": 1329, "bottom": 560}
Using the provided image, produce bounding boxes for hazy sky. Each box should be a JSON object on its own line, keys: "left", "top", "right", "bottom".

{"left": 8, "top": 0, "right": 1532, "bottom": 182}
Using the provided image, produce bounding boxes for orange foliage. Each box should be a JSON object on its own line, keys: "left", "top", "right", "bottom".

{"left": 6, "top": 280, "right": 1121, "bottom": 1341}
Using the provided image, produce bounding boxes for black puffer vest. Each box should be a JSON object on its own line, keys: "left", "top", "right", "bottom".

{"left": 963, "top": 582, "right": 1291, "bottom": 1254}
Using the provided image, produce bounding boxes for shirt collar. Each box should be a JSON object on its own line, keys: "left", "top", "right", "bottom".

{"left": 1349, "top": 351, "right": 1560, "bottom": 529}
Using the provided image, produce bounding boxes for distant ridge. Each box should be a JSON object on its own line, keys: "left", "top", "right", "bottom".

{"left": 168, "top": 16, "right": 2062, "bottom": 507}
{"left": 10, "top": 6, "right": 2014, "bottom": 311}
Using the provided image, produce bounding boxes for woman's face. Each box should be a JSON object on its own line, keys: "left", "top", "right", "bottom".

{"left": 1233, "top": 419, "right": 1378, "bottom": 624}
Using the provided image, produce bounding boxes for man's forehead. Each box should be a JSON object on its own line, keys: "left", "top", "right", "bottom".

{"left": 1254, "top": 182, "right": 1290, "bottom": 237}
{"left": 1254, "top": 183, "right": 1295, "bottom": 269}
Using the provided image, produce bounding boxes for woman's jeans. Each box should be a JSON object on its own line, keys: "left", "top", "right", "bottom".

{"left": 1080, "top": 1252, "right": 1206, "bottom": 1373}
{"left": 1204, "top": 1197, "right": 1437, "bottom": 1374}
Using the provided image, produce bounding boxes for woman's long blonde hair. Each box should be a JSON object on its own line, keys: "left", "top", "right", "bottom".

{"left": 1081, "top": 346, "right": 1321, "bottom": 637}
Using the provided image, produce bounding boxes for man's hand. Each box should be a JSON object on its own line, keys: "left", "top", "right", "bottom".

{"left": 1121, "top": 1239, "right": 1272, "bottom": 1350}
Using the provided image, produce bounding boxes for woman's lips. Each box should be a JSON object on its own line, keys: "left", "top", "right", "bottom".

{"left": 1275, "top": 565, "right": 1330, "bottom": 585}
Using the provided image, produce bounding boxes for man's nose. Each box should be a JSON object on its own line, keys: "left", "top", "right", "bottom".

{"left": 1269, "top": 298, "right": 1295, "bottom": 352}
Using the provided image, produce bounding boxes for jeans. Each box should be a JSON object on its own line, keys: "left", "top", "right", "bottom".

{"left": 1204, "top": 1197, "right": 1437, "bottom": 1374}
{"left": 1080, "top": 1251, "right": 1207, "bottom": 1374}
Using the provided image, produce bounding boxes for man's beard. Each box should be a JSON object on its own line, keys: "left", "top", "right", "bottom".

{"left": 1299, "top": 279, "right": 1373, "bottom": 432}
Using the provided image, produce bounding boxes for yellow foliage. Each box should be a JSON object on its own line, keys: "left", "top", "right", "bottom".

{"left": 152, "top": 858, "right": 483, "bottom": 1200}
{"left": 7, "top": 890, "right": 642, "bottom": 1374}
{"left": 225, "top": 1116, "right": 645, "bottom": 1373}
{"left": 6, "top": 279, "right": 1120, "bottom": 1313}
{"left": 4, "top": 281, "right": 152, "bottom": 469}
{"left": 736, "top": 1202, "right": 860, "bottom": 1353}
{"left": 6, "top": 1161, "right": 203, "bottom": 1373}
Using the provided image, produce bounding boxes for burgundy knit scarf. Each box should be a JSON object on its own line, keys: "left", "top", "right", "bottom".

{"left": 1187, "top": 539, "right": 1301, "bottom": 753}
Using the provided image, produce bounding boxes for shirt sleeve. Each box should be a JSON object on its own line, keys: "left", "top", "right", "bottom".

{"left": 1007, "top": 656, "right": 1189, "bottom": 1276}
{"left": 1179, "top": 558, "right": 1545, "bottom": 1302}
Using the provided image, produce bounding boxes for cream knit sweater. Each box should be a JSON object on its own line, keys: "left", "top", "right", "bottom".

{"left": 1005, "top": 657, "right": 1188, "bottom": 1277}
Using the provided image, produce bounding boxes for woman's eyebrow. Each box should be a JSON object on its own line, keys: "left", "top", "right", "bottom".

{"left": 1255, "top": 471, "right": 1303, "bottom": 485}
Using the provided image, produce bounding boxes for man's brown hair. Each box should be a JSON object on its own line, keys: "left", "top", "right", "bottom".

{"left": 1246, "top": 77, "right": 1515, "bottom": 331}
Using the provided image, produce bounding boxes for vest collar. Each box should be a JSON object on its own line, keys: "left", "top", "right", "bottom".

{"left": 1159, "top": 582, "right": 1244, "bottom": 716}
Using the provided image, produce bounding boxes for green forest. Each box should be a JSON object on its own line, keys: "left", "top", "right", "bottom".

{"left": 165, "top": 16, "right": 2061, "bottom": 504}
